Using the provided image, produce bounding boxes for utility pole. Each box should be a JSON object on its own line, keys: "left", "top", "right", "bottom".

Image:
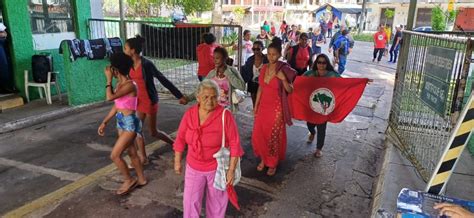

{"left": 212, "top": 0, "right": 223, "bottom": 24}
{"left": 406, "top": 0, "right": 417, "bottom": 30}
{"left": 119, "top": 0, "right": 126, "bottom": 40}
{"left": 358, "top": 0, "right": 367, "bottom": 34}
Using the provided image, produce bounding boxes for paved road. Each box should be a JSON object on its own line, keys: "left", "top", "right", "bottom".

{"left": 0, "top": 40, "right": 397, "bottom": 217}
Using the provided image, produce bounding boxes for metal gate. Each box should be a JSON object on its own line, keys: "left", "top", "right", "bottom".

{"left": 88, "top": 19, "right": 243, "bottom": 97}
{"left": 388, "top": 31, "right": 473, "bottom": 181}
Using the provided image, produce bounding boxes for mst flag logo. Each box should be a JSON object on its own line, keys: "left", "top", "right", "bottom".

{"left": 310, "top": 88, "right": 335, "bottom": 115}
{"left": 289, "top": 77, "right": 368, "bottom": 124}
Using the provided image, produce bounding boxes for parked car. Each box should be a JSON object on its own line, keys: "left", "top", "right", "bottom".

{"left": 413, "top": 26, "right": 433, "bottom": 32}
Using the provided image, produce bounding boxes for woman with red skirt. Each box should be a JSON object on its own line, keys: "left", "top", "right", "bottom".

{"left": 124, "top": 35, "right": 188, "bottom": 164}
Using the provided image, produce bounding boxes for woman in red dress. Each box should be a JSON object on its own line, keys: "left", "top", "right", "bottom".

{"left": 124, "top": 36, "right": 188, "bottom": 164}
{"left": 252, "top": 39, "right": 296, "bottom": 176}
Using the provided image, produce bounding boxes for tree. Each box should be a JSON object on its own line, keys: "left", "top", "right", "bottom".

{"left": 384, "top": 8, "right": 395, "bottom": 25}
{"left": 124, "top": 0, "right": 214, "bottom": 17}
{"left": 431, "top": 6, "right": 446, "bottom": 31}
{"left": 232, "top": 7, "right": 246, "bottom": 24}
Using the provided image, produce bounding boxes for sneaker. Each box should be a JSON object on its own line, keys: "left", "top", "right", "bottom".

{"left": 314, "top": 149, "right": 322, "bottom": 158}
{"left": 307, "top": 133, "right": 315, "bottom": 143}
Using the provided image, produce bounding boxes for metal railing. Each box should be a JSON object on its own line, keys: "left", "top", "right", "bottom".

{"left": 88, "top": 19, "right": 243, "bottom": 96}
{"left": 389, "top": 30, "right": 473, "bottom": 181}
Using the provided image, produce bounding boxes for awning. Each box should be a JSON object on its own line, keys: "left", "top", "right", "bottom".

{"left": 338, "top": 8, "right": 363, "bottom": 14}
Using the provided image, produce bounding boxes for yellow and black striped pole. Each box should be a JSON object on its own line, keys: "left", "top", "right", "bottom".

{"left": 426, "top": 92, "right": 474, "bottom": 194}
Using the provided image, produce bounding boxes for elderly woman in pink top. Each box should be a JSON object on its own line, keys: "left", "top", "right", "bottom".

{"left": 174, "top": 79, "right": 244, "bottom": 217}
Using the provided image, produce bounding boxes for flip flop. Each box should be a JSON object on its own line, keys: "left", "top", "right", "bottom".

{"left": 137, "top": 180, "right": 148, "bottom": 188}
{"left": 116, "top": 179, "right": 138, "bottom": 196}
{"left": 267, "top": 168, "right": 276, "bottom": 176}
{"left": 257, "top": 162, "right": 265, "bottom": 172}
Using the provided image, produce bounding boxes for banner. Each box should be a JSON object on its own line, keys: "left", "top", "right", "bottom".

{"left": 289, "top": 77, "right": 368, "bottom": 124}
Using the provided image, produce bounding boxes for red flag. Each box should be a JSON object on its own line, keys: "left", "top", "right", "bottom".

{"left": 289, "top": 77, "right": 368, "bottom": 124}
{"left": 227, "top": 184, "right": 240, "bottom": 211}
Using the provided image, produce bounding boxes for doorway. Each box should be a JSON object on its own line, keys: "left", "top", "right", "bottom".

{"left": 0, "top": 7, "right": 16, "bottom": 94}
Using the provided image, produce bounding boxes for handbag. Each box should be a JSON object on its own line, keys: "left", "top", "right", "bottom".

{"left": 232, "top": 89, "right": 246, "bottom": 104}
{"left": 213, "top": 109, "right": 242, "bottom": 191}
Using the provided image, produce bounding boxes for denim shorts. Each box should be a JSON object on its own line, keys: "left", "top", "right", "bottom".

{"left": 116, "top": 112, "right": 142, "bottom": 134}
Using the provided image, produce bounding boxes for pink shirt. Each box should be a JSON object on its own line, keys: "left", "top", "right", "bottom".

{"left": 173, "top": 105, "right": 244, "bottom": 171}
{"left": 212, "top": 76, "right": 231, "bottom": 107}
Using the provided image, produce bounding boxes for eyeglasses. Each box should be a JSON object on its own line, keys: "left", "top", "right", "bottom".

{"left": 252, "top": 48, "right": 261, "bottom": 51}
{"left": 317, "top": 61, "right": 327, "bottom": 64}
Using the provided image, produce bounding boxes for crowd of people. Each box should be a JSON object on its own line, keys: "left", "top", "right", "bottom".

{"left": 97, "top": 20, "right": 409, "bottom": 216}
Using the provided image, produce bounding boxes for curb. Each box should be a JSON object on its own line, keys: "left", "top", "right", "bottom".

{"left": 370, "top": 136, "right": 394, "bottom": 218}
{"left": 0, "top": 101, "right": 110, "bottom": 134}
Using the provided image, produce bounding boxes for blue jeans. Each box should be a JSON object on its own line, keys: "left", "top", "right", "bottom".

{"left": 116, "top": 112, "right": 142, "bottom": 134}
{"left": 389, "top": 44, "right": 400, "bottom": 62}
{"left": 338, "top": 55, "right": 347, "bottom": 74}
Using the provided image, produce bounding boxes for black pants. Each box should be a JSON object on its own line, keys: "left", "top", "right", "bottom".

{"left": 327, "top": 29, "right": 332, "bottom": 38}
{"left": 307, "top": 122, "right": 327, "bottom": 150}
{"left": 373, "top": 48, "right": 384, "bottom": 62}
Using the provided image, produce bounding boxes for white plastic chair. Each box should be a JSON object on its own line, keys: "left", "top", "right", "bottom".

{"left": 24, "top": 70, "right": 61, "bottom": 105}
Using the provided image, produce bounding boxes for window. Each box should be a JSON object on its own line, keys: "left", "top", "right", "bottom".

{"left": 29, "top": 0, "right": 75, "bottom": 34}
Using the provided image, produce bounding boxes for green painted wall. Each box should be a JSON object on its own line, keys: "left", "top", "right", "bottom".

{"left": 61, "top": 44, "right": 109, "bottom": 106}
{"left": 1, "top": 0, "right": 34, "bottom": 98}
{"left": 73, "top": 0, "right": 91, "bottom": 39}
{"left": 0, "top": 0, "right": 91, "bottom": 100}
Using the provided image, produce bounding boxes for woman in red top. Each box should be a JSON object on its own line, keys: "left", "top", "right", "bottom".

{"left": 124, "top": 36, "right": 188, "bottom": 165}
{"left": 174, "top": 79, "right": 243, "bottom": 217}
{"left": 197, "top": 33, "right": 220, "bottom": 81}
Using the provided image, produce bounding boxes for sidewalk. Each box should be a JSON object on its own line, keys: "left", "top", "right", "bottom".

{"left": 0, "top": 95, "right": 110, "bottom": 134}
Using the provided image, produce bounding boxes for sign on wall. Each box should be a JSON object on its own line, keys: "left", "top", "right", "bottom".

{"left": 420, "top": 46, "right": 456, "bottom": 116}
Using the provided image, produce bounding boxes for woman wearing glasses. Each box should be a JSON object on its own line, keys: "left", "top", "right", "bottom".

{"left": 241, "top": 41, "right": 269, "bottom": 107}
{"left": 303, "top": 53, "right": 341, "bottom": 158}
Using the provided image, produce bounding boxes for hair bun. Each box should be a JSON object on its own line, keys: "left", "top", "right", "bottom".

{"left": 135, "top": 34, "right": 146, "bottom": 43}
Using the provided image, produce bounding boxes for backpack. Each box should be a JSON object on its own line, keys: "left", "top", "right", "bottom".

{"left": 108, "top": 37, "right": 123, "bottom": 54}
{"left": 59, "top": 39, "right": 85, "bottom": 61}
{"left": 32, "top": 54, "right": 54, "bottom": 83}
{"left": 334, "top": 36, "right": 349, "bottom": 56}
{"left": 289, "top": 45, "right": 312, "bottom": 70}
{"left": 82, "top": 39, "right": 107, "bottom": 60}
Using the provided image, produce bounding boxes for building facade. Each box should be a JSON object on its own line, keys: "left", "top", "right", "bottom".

{"left": 363, "top": 0, "right": 474, "bottom": 31}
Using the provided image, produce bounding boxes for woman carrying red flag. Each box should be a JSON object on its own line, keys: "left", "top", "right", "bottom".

{"left": 303, "top": 53, "right": 341, "bottom": 157}
{"left": 252, "top": 38, "right": 297, "bottom": 176}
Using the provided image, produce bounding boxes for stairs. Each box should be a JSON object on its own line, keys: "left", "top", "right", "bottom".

{"left": 0, "top": 94, "right": 24, "bottom": 111}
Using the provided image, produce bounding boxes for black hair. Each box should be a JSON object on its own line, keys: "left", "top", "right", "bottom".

{"left": 282, "top": 20, "right": 287, "bottom": 25}
{"left": 342, "top": 30, "right": 349, "bottom": 36}
{"left": 311, "top": 53, "right": 335, "bottom": 72}
{"left": 126, "top": 35, "right": 145, "bottom": 54}
{"left": 213, "top": 47, "right": 229, "bottom": 60}
{"left": 226, "top": 57, "right": 234, "bottom": 66}
{"left": 253, "top": 40, "right": 264, "bottom": 48}
{"left": 243, "top": 30, "right": 251, "bottom": 36}
{"left": 268, "top": 37, "right": 282, "bottom": 54}
{"left": 300, "top": 32, "right": 308, "bottom": 39}
{"left": 110, "top": 53, "right": 133, "bottom": 76}
{"left": 203, "top": 33, "right": 216, "bottom": 44}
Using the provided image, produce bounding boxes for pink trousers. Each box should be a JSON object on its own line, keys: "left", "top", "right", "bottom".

{"left": 183, "top": 164, "right": 228, "bottom": 218}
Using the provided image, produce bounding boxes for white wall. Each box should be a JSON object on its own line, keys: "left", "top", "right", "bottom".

{"left": 90, "top": 0, "right": 104, "bottom": 19}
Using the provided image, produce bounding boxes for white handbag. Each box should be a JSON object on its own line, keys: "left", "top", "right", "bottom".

{"left": 232, "top": 89, "right": 246, "bottom": 104}
{"left": 213, "top": 109, "right": 242, "bottom": 191}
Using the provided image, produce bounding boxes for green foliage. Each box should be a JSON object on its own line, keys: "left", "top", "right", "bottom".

{"left": 352, "top": 33, "right": 373, "bottom": 42}
{"left": 124, "top": 0, "right": 214, "bottom": 17}
{"left": 431, "top": 6, "right": 446, "bottom": 31}
{"left": 448, "top": 10, "right": 458, "bottom": 23}
{"left": 384, "top": 9, "right": 395, "bottom": 19}
{"left": 232, "top": 7, "right": 246, "bottom": 23}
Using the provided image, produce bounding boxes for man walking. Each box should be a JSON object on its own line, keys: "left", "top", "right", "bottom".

{"left": 333, "top": 30, "right": 351, "bottom": 74}
{"left": 373, "top": 25, "right": 387, "bottom": 63}
{"left": 389, "top": 26, "right": 402, "bottom": 63}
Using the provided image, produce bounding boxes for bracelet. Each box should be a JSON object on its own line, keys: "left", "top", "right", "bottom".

{"left": 105, "top": 84, "right": 111, "bottom": 88}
